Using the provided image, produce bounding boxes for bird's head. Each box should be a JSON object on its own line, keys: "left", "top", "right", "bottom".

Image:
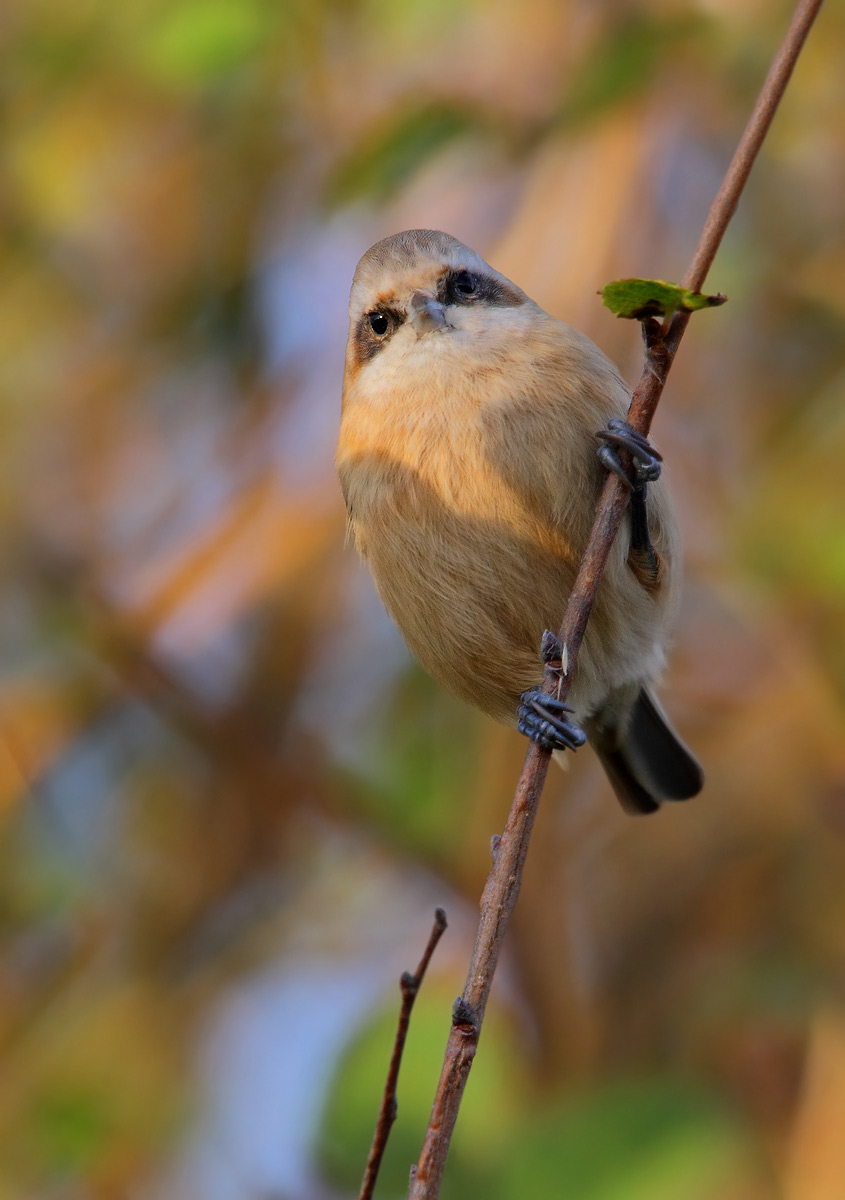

{"left": 343, "top": 230, "right": 540, "bottom": 396}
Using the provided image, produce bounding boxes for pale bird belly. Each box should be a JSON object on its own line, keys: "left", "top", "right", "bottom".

{"left": 356, "top": 465, "right": 579, "bottom": 723}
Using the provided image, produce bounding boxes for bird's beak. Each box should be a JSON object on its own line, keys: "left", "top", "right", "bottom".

{"left": 409, "top": 290, "right": 450, "bottom": 334}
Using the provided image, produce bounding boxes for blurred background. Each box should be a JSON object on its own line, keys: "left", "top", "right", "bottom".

{"left": 1, "top": 0, "right": 843, "bottom": 1196}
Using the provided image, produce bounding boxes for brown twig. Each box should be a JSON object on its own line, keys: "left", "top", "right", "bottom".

{"left": 407, "top": 2, "right": 824, "bottom": 1196}
{"left": 359, "top": 908, "right": 448, "bottom": 1200}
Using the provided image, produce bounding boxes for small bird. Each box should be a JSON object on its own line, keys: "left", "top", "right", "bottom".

{"left": 336, "top": 230, "right": 703, "bottom": 814}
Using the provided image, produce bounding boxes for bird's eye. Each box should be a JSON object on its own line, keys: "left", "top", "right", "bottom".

{"left": 367, "top": 311, "right": 390, "bottom": 336}
{"left": 451, "top": 270, "right": 478, "bottom": 298}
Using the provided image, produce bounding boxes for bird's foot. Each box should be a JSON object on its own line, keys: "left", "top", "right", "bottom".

{"left": 596, "top": 419, "right": 662, "bottom": 491}
{"left": 517, "top": 687, "right": 586, "bottom": 753}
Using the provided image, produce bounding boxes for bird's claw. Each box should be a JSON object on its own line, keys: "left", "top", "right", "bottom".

{"left": 596, "top": 419, "right": 662, "bottom": 490}
{"left": 517, "top": 687, "right": 586, "bottom": 753}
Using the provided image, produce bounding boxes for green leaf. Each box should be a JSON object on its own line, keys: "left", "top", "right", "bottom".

{"left": 601, "top": 277, "right": 727, "bottom": 320}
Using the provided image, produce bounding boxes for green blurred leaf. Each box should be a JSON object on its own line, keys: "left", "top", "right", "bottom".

{"left": 323, "top": 1034, "right": 757, "bottom": 1200}
{"left": 138, "top": 0, "right": 272, "bottom": 84}
{"left": 737, "top": 377, "right": 845, "bottom": 692}
{"left": 341, "top": 666, "right": 482, "bottom": 863}
{"left": 496, "top": 1080, "right": 756, "bottom": 1200}
{"left": 601, "top": 277, "right": 727, "bottom": 320}
{"left": 327, "top": 102, "right": 482, "bottom": 206}
{"left": 31, "top": 1088, "right": 111, "bottom": 1174}
{"left": 556, "top": 14, "right": 708, "bottom": 128}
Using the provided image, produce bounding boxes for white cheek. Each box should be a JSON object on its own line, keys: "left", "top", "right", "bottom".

{"left": 358, "top": 326, "right": 463, "bottom": 402}
{"left": 355, "top": 306, "right": 532, "bottom": 405}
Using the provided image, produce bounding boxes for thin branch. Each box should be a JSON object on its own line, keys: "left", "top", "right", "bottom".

{"left": 407, "top": 2, "right": 824, "bottom": 1196}
{"left": 359, "top": 908, "right": 448, "bottom": 1200}
{"left": 683, "top": 0, "right": 825, "bottom": 297}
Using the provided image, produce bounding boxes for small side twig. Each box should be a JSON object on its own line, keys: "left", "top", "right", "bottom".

{"left": 358, "top": 908, "right": 448, "bottom": 1200}
{"left": 407, "top": 2, "right": 824, "bottom": 1197}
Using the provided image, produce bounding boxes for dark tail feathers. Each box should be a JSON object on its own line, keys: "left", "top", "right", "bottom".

{"left": 588, "top": 687, "right": 704, "bottom": 817}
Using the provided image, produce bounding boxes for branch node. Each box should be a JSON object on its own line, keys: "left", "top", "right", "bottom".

{"left": 640, "top": 317, "right": 670, "bottom": 385}
{"left": 358, "top": 909, "right": 448, "bottom": 1200}
{"left": 540, "top": 629, "right": 563, "bottom": 665}
{"left": 451, "top": 997, "right": 477, "bottom": 1030}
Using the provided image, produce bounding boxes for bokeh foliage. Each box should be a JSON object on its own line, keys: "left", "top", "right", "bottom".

{"left": 1, "top": 0, "right": 844, "bottom": 1196}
